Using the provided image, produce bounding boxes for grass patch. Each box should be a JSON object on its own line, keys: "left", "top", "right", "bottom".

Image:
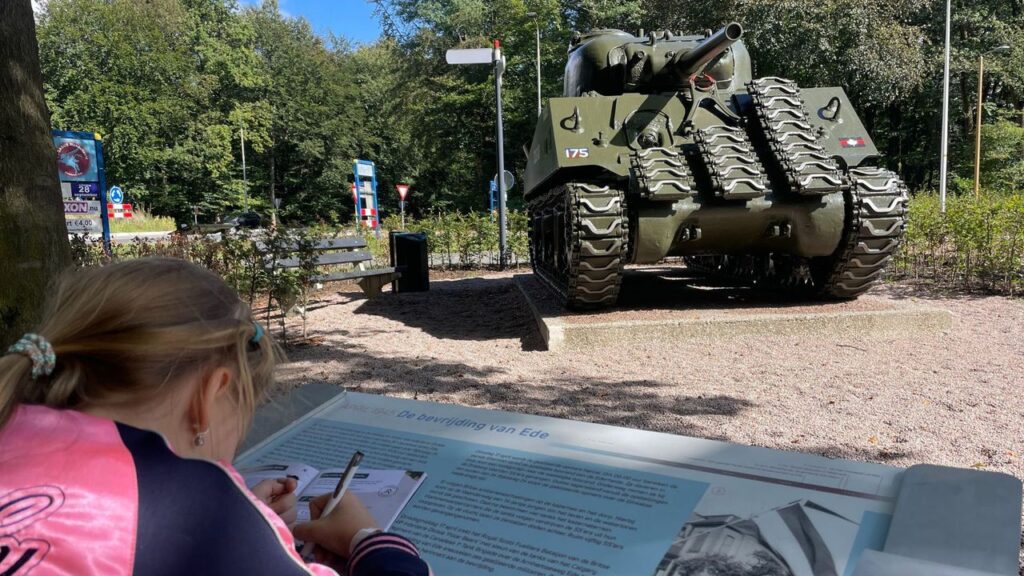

{"left": 108, "top": 210, "right": 176, "bottom": 233}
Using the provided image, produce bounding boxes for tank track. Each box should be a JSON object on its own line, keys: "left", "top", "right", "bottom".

{"left": 694, "top": 125, "right": 768, "bottom": 200}
{"left": 629, "top": 147, "right": 694, "bottom": 200}
{"left": 748, "top": 77, "right": 844, "bottom": 196}
{"left": 528, "top": 182, "right": 629, "bottom": 308}
{"left": 685, "top": 167, "right": 907, "bottom": 298}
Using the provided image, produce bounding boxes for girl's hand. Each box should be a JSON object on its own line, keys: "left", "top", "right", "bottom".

{"left": 293, "top": 491, "right": 378, "bottom": 562}
{"left": 251, "top": 477, "right": 299, "bottom": 527}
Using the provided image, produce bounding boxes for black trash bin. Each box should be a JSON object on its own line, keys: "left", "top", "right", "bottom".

{"left": 390, "top": 231, "right": 429, "bottom": 292}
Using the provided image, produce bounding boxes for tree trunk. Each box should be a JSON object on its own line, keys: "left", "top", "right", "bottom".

{"left": 0, "top": 0, "right": 72, "bottom": 346}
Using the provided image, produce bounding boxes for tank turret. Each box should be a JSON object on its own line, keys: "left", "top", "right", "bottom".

{"left": 564, "top": 23, "right": 749, "bottom": 96}
{"left": 524, "top": 22, "right": 907, "bottom": 309}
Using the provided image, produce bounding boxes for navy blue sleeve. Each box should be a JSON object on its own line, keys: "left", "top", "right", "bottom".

{"left": 117, "top": 424, "right": 314, "bottom": 576}
{"left": 346, "top": 532, "right": 431, "bottom": 576}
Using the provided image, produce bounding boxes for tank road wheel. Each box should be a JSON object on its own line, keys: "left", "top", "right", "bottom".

{"left": 528, "top": 182, "right": 628, "bottom": 309}
{"left": 815, "top": 167, "right": 908, "bottom": 298}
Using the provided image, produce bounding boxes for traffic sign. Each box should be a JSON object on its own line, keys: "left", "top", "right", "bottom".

{"left": 493, "top": 170, "right": 515, "bottom": 190}
{"left": 107, "top": 203, "right": 133, "bottom": 219}
{"left": 109, "top": 186, "right": 123, "bottom": 204}
{"left": 396, "top": 184, "right": 410, "bottom": 201}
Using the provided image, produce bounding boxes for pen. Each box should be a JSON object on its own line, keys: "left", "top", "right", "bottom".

{"left": 300, "top": 451, "right": 364, "bottom": 559}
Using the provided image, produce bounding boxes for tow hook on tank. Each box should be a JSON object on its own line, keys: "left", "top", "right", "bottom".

{"left": 766, "top": 222, "right": 793, "bottom": 238}
{"left": 677, "top": 225, "right": 703, "bottom": 242}
{"left": 561, "top": 107, "right": 584, "bottom": 133}
{"left": 819, "top": 96, "right": 842, "bottom": 121}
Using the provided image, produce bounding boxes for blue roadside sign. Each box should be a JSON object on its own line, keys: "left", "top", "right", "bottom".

{"left": 353, "top": 159, "right": 381, "bottom": 237}
{"left": 109, "top": 186, "right": 123, "bottom": 204}
{"left": 53, "top": 130, "right": 110, "bottom": 252}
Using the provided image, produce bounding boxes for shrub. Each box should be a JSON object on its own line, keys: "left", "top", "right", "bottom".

{"left": 896, "top": 191, "right": 1024, "bottom": 294}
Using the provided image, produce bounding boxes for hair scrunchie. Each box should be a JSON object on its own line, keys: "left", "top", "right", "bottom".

{"left": 251, "top": 321, "right": 264, "bottom": 344}
{"left": 7, "top": 333, "right": 56, "bottom": 379}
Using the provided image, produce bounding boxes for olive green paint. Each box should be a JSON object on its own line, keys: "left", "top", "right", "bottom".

{"left": 525, "top": 25, "right": 880, "bottom": 265}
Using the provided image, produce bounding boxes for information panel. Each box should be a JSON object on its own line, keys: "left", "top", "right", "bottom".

{"left": 239, "top": 393, "right": 900, "bottom": 576}
{"left": 352, "top": 159, "right": 380, "bottom": 234}
{"left": 53, "top": 130, "right": 109, "bottom": 246}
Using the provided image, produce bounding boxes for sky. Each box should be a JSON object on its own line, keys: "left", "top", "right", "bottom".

{"left": 239, "top": 0, "right": 384, "bottom": 44}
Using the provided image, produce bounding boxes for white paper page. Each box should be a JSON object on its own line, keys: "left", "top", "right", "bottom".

{"left": 238, "top": 462, "right": 321, "bottom": 497}
{"left": 297, "top": 469, "right": 426, "bottom": 530}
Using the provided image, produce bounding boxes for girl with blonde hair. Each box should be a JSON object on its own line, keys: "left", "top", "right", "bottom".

{"left": 0, "top": 257, "right": 430, "bottom": 575}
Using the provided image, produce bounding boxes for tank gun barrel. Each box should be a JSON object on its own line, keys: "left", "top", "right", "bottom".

{"left": 673, "top": 22, "right": 743, "bottom": 75}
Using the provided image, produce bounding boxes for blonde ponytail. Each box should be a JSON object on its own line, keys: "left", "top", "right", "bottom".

{"left": 0, "top": 353, "right": 34, "bottom": 429}
{"left": 0, "top": 257, "right": 283, "bottom": 433}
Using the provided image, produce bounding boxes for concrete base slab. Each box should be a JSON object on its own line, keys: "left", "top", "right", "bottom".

{"left": 514, "top": 268, "right": 953, "bottom": 352}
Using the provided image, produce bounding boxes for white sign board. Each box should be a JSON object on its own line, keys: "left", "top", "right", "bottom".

{"left": 356, "top": 163, "right": 375, "bottom": 178}
{"left": 446, "top": 48, "right": 494, "bottom": 65}
{"left": 64, "top": 200, "right": 101, "bottom": 215}
{"left": 239, "top": 392, "right": 903, "bottom": 576}
{"left": 65, "top": 217, "right": 101, "bottom": 233}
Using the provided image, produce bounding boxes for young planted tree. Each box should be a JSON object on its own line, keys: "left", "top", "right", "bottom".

{"left": 0, "top": 0, "right": 72, "bottom": 346}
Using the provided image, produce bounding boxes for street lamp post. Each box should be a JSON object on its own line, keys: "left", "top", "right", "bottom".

{"left": 526, "top": 12, "right": 541, "bottom": 117}
{"left": 445, "top": 42, "right": 510, "bottom": 269}
{"left": 938, "top": 0, "right": 952, "bottom": 214}
{"left": 973, "top": 45, "right": 1011, "bottom": 198}
{"left": 494, "top": 40, "right": 509, "bottom": 269}
{"left": 240, "top": 127, "right": 249, "bottom": 212}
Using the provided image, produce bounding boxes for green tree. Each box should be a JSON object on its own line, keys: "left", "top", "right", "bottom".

{"left": 241, "top": 1, "right": 371, "bottom": 224}
{"left": 38, "top": 0, "right": 267, "bottom": 222}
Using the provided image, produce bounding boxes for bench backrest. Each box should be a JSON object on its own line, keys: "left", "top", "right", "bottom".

{"left": 260, "top": 236, "right": 373, "bottom": 269}
{"left": 255, "top": 237, "right": 367, "bottom": 252}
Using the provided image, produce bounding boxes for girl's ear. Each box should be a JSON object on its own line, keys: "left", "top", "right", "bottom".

{"left": 190, "top": 367, "right": 232, "bottom": 433}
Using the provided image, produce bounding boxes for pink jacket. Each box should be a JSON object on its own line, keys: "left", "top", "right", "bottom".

{"left": 0, "top": 404, "right": 429, "bottom": 576}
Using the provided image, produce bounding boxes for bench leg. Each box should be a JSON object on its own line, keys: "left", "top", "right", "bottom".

{"left": 357, "top": 275, "right": 387, "bottom": 299}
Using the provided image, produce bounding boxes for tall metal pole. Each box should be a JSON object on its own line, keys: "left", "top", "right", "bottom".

{"left": 974, "top": 55, "right": 985, "bottom": 198}
{"left": 494, "top": 40, "right": 508, "bottom": 270}
{"left": 535, "top": 19, "right": 541, "bottom": 117}
{"left": 938, "top": 0, "right": 951, "bottom": 214}
{"left": 240, "top": 128, "right": 249, "bottom": 212}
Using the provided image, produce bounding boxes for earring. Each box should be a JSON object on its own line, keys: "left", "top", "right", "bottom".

{"left": 193, "top": 429, "right": 209, "bottom": 447}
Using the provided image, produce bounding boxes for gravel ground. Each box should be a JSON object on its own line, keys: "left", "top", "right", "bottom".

{"left": 272, "top": 267, "right": 1024, "bottom": 565}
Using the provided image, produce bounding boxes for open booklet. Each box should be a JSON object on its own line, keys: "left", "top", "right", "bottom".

{"left": 239, "top": 462, "right": 426, "bottom": 529}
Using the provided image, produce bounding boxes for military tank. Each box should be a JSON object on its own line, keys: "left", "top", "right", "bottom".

{"left": 524, "top": 23, "right": 907, "bottom": 308}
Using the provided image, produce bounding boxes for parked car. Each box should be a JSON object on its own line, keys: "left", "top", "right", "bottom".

{"left": 178, "top": 211, "right": 262, "bottom": 235}
{"left": 222, "top": 211, "right": 262, "bottom": 228}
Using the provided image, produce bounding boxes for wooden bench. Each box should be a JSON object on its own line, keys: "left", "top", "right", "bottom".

{"left": 260, "top": 237, "right": 400, "bottom": 299}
